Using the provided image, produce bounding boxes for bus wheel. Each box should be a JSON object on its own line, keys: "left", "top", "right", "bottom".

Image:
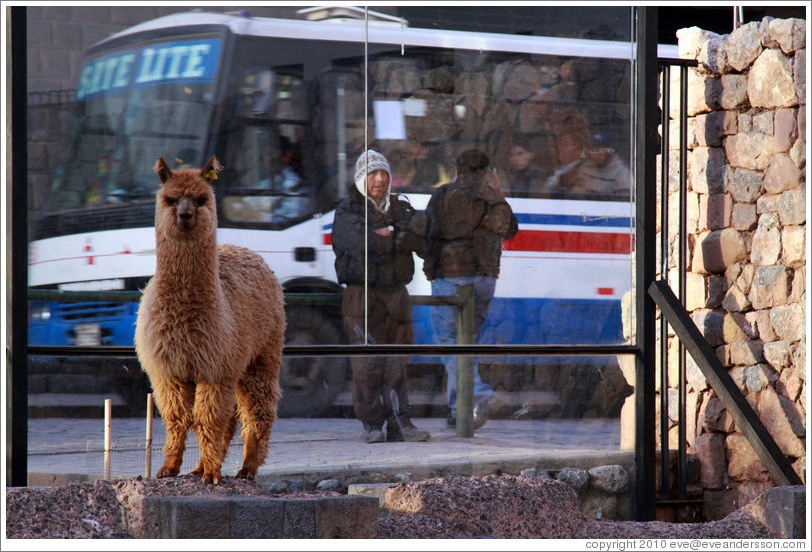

{"left": 277, "top": 307, "right": 348, "bottom": 418}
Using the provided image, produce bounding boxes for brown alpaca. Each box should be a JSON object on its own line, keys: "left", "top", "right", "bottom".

{"left": 135, "top": 156, "right": 285, "bottom": 484}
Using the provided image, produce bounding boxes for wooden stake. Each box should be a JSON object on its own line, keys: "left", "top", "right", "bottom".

{"left": 104, "top": 399, "right": 112, "bottom": 480}
{"left": 145, "top": 393, "right": 154, "bottom": 478}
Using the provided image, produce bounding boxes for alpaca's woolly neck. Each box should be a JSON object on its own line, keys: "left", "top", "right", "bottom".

{"left": 154, "top": 231, "right": 223, "bottom": 308}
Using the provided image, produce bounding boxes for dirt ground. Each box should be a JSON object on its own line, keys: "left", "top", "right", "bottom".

{"left": 6, "top": 474, "right": 772, "bottom": 540}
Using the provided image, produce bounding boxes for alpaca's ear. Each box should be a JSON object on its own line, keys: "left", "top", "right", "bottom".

{"left": 154, "top": 158, "right": 172, "bottom": 184}
{"left": 201, "top": 156, "right": 223, "bottom": 182}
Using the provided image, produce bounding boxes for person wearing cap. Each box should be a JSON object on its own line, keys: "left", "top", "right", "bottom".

{"left": 331, "top": 150, "right": 430, "bottom": 443}
{"left": 580, "top": 133, "right": 631, "bottom": 199}
{"left": 423, "top": 149, "right": 518, "bottom": 430}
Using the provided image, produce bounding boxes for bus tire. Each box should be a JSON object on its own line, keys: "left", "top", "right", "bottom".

{"left": 277, "top": 307, "right": 348, "bottom": 418}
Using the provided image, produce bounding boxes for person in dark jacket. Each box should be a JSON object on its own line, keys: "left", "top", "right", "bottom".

{"left": 332, "top": 150, "right": 430, "bottom": 443}
{"left": 423, "top": 149, "right": 519, "bottom": 430}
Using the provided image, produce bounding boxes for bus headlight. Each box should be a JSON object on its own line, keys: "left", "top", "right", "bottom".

{"left": 30, "top": 303, "right": 51, "bottom": 322}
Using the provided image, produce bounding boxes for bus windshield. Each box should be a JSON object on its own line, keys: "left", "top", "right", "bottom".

{"left": 46, "top": 37, "right": 222, "bottom": 215}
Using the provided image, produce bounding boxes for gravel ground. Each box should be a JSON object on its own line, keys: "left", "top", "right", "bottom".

{"left": 6, "top": 474, "right": 771, "bottom": 540}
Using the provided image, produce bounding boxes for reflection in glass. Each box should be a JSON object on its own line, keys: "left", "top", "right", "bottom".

{"left": 26, "top": 8, "right": 638, "bottom": 480}
{"left": 27, "top": 354, "right": 634, "bottom": 480}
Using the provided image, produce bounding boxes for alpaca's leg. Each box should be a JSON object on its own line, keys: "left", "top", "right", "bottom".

{"left": 190, "top": 410, "right": 237, "bottom": 476}
{"left": 193, "top": 380, "right": 237, "bottom": 484}
{"left": 152, "top": 378, "right": 195, "bottom": 478}
{"left": 236, "top": 351, "right": 282, "bottom": 479}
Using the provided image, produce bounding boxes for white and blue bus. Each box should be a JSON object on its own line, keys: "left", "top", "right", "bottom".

{"left": 29, "top": 9, "right": 662, "bottom": 416}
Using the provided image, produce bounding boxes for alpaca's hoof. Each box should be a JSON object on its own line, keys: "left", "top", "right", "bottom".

{"left": 202, "top": 469, "right": 222, "bottom": 485}
{"left": 236, "top": 468, "right": 256, "bottom": 480}
{"left": 156, "top": 466, "right": 179, "bottom": 478}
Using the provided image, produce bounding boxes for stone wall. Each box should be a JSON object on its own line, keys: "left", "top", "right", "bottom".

{"left": 658, "top": 17, "right": 806, "bottom": 520}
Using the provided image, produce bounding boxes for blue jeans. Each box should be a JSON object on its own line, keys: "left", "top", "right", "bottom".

{"left": 431, "top": 276, "right": 496, "bottom": 417}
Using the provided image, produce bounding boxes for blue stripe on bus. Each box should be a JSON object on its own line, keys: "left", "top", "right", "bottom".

{"left": 514, "top": 213, "right": 632, "bottom": 228}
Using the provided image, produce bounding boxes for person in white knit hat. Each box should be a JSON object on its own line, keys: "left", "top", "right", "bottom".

{"left": 331, "top": 150, "right": 430, "bottom": 443}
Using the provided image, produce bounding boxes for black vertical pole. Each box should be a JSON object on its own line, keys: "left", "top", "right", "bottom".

{"left": 634, "top": 5, "right": 658, "bottom": 521}
{"left": 658, "top": 63, "right": 671, "bottom": 501}
{"left": 8, "top": 6, "right": 29, "bottom": 487}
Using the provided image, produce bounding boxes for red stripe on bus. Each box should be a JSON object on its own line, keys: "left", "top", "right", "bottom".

{"left": 323, "top": 234, "right": 332, "bottom": 246}
{"left": 503, "top": 230, "right": 633, "bottom": 254}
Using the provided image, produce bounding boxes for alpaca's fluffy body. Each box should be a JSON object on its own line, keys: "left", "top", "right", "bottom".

{"left": 135, "top": 157, "right": 285, "bottom": 484}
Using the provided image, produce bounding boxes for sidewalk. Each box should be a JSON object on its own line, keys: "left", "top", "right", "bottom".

{"left": 27, "top": 416, "right": 633, "bottom": 486}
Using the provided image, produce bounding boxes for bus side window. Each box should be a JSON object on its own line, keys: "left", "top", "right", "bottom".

{"left": 223, "top": 126, "right": 311, "bottom": 225}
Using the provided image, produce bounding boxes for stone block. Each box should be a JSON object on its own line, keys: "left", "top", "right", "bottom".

{"left": 694, "top": 111, "right": 737, "bottom": 147}
{"left": 749, "top": 266, "right": 790, "bottom": 309}
{"left": 764, "top": 340, "right": 793, "bottom": 371}
{"left": 703, "top": 487, "right": 738, "bottom": 521}
{"left": 770, "top": 303, "right": 805, "bottom": 342}
{"left": 729, "top": 339, "right": 764, "bottom": 366}
{"left": 588, "top": 465, "right": 629, "bottom": 494}
{"left": 768, "top": 18, "right": 806, "bottom": 54}
{"left": 692, "top": 309, "right": 725, "bottom": 347}
{"left": 139, "top": 496, "right": 230, "bottom": 539}
{"left": 731, "top": 203, "right": 757, "bottom": 231}
{"left": 774, "top": 108, "right": 799, "bottom": 152}
{"left": 763, "top": 154, "right": 802, "bottom": 193}
{"left": 699, "top": 194, "right": 732, "bottom": 230}
{"left": 752, "top": 110, "right": 774, "bottom": 134}
{"left": 722, "top": 312, "right": 750, "bottom": 342}
{"left": 789, "top": 267, "right": 805, "bottom": 304}
{"left": 762, "top": 486, "right": 806, "bottom": 539}
{"left": 795, "top": 54, "right": 806, "bottom": 111}
{"left": 750, "top": 213, "right": 782, "bottom": 266}
{"left": 757, "top": 387, "right": 806, "bottom": 457}
{"left": 282, "top": 499, "right": 316, "bottom": 538}
{"left": 726, "top": 433, "right": 772, "bottom": 482}
{"left": 314, "top": 496, "right": 379, "bottom": 539}
{"left": 556, "top": 467, "right": 589, "bottom": 490}
{"left": 691, "top": 229, "right": 747, "bottom": 274}
{"left": 749, "top": 48, "right": 799, "bottom": 108}
{"left": 722, "top": 284, "right": 751, "bottom": 312}
{"left": 229, "top": 496, "right": 285, "bottom": 539}
{"left": 744, "top": 363, "right": 778, "bottom": 392}
{"left": 778, "top": 187, "right": 805, "bottom": 226}
{"left": 700, "top": 394, "right": 735, "bottom": 434}
{"left": 782, "top": 225, "right": 805, "bottom": 268}
{"left": 719, "top": 74, "right": 749, "bottom": 110}
{"left": 737, "top": 481, "right": 775, "bottom": 508}
{"left": 756, "top": 193, "right": 781, "bottom": 215}
{"left": 778, "top": 367, "right": 804, "bottom": 402}
{"left": 695, "top": 433, "right": 727, "bottom": 489}
{"left": 348, "top": 482, "right": 397, "bottom": 507}
{"left": 725, "top": 132, "right": 776, "bottom": 171}
{"left": 688, "top": 147, "right": 726, "bottom": 194}
{"left": 724, "top": 166, "right": 763, "bottom": 203}
{"left": 726, "top": 21, "right": 763, "bottom": 71}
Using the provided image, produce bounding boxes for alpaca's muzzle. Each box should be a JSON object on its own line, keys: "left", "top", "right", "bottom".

{"left": 176, "top": 197, "right": 196, "bottom": 230}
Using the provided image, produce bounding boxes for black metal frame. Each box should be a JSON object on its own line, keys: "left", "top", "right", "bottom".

{"left": 10, "top": 6, "right": 668, "bottom": 520}
{"left": 9, "top": 6, "right": 29, "bottom": 488}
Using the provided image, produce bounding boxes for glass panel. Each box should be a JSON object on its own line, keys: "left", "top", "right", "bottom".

{"left": 346, "top": 5, "right": 636, "bottom": 348}
{"left": 25, "top": 6, "right": 637, "bottom": 493}
{"left": 27, "top": 354, "right": 634, "bottom": 483}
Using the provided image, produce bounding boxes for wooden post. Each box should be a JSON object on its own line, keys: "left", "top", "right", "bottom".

{"left": 145, "top": 393, "right": 154, "bottom": 478}
{"left": 104, "top": 399, "right": 112, "bottom": 480}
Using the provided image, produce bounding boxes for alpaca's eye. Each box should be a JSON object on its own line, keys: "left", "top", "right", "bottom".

{"left": 165, "top": 197, "right": 177, "bottom": 206}
{"left": 197, "top": 197, "right": 207, "bottom": 206}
